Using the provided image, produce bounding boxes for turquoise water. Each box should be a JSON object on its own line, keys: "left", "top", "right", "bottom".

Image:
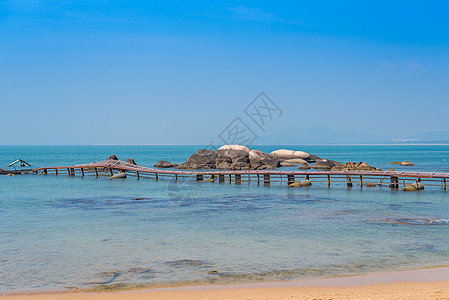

{"left": 1, "top": 145, "right": 449, "bottom": 293}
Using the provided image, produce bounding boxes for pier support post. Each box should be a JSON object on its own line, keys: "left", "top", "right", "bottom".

{"left": 109, "top": 168, "right": 113, "bottom": 176}
{"left": 43, "top": 169, "right": 47, "bottom": 175}
{"left": 137, "top": 171, "right": 140, "bottom": 179}
{"left": 444, "top": 178, "right": 447, "bottom": 191}
{"left": 55, "top": 168, "right": 58, "bottom": 175}
{"left": 257, "top": 174, "right": 260, "bottom": 185}
{"left": 359, "top": 176, "right": 363, "bottom": 188}
{"left": 287, "top": 174, "right": 295, "bottom": 185}
{"left": 155, "top": 173, "right": 158, "bottom": 180}
{"left": 390, "top": 176, "right": 399, "bottom": 190}
{"left": 69, "top": 168, "right": 75, "bottom": 176}
{"left": 219, "top": 174, "right": 225, "bottom": 183}
{"left": 346, "top": 175, "right": 353, "bottom": 188}
{"left": 264, "top": 174, "right": 270, "bottom": 185}
{"left": 229, "top": 175, "right": 232, "bottom": 183}
{"left": 235, "top": 174, "right": 241, "bottom": 183}
{"left": 196, "top": 175, "right": 203, "bottom": 181}
{"left": 327, "top": 175, "right": 331, "bottom": 187}
{"left": 81, "top": 168, "right": 84, "bottom": 177}
{"left": 94, "top": 167, "right": 98, "bottom": 177}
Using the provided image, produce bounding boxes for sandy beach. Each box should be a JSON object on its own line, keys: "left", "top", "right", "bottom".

{"left": 5, "top": 266, "right": 449, "bottom": 299}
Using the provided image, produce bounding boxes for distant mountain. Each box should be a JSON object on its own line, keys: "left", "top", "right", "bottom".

{"left": 259, "top": 126, "right": 386, "bottom": 144}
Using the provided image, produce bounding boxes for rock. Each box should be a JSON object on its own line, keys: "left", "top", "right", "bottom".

{"left": 401, "top": 185, "right": 417, "bottom": 192}
{"left": 400, "top": 160, "right": 414, "bottom": 166}
{"left": 331, "top": 162, "right": 379, "bottom": 172}
{"left": 365, "top": 182, "right": 377, "bottom": 187}
{"left": 288, "top": 180, "right": 312, "bottom": 187}
{"left": 217, "top": 145, "right": 250, "bottom": 170}
{"left": 110, "top": 172, "right": 126, "bottom": 179}
{"left": 106, "top": 154, "right": 118, "bottom": 160}
{"left": 269, "top": 149, "right": 311, "bottom": 161}
{"left": 388, "top": 168, "right": 395, "bottom": 171}
{"left": 175, "top": 149, "right": 218, "bottom": 169}
{"left": 412, "top": 181, "right": 424, "bottom": 190}
{"left": 312, "top": 159, "right": 341, "bottom": 170}
{"left": 216, "top": 155, "right": 233, "bottom": 169}
{"left": 306, "top": 154, "right": 321, "bottom": 163}
{"left": 283, "top": 158, "right": 307, "bottom": 165}
{"left": 154, "top": 160, "right": 178, "bottom": 168}
{"left": 298, "top": 162, "right": 310, "bottom": 170}
{"left": 280, "top": 161, "right": 295, "bottom": 167}
{"left": 249, "top": 150, "right": 280, "bottom": 170}
{"left": 125, "top": 158, "right": 137, "bottom": 165}
{"left": 390, "top": 161, "right": 402, "bottom": 165}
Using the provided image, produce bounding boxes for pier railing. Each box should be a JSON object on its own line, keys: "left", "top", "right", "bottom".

{"left": 31, "top": 159, "right": 449, "bottom": 191}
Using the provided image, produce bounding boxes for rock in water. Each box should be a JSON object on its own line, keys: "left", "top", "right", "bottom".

{"left": 110, "top": 172, "right": 126, "bottom": 179}
{"left": 400, "top": 161, "right": 415, "bottom": 166}
{"left": 125, "top": 158, "right": 137, "bottom": 165}
{"left": 390, "top": 161, "right": 402, "bottom": 165}
{"left": 175, "top": 149, "right": 218, "bottom": 169}
{"left": 249, "top": 150, "right": 280, "bottom": 170}
{"left": 312, "top": 159, "right": 341, "bottom": 170}
{"left": 331, "top": 161, "right": 379, "bottom": 171}
{"left": 269, "top": 149, "right": 311, "bottom": 160}
{"left": 106, "top": 154, "right": 118, "bottom": 160}
{"left": 283, "top": 158, "right": 307, "bottom": 165}
{"left": 412, "top": 181, "right": 424, "bottom": 190}
{"left": 216, "top": 145, "right": 250, "bottom": 170}
{"left": 288, "top": 180, "right": 312, "bottom": 187}
{"left": 298, "top": 162, "right": 310, "bottom": 170}
{"left": 401, "top": 185, "right": 417, "bottom": 192}
{"left": 154, "top": 160, "right": 178, "bottom": 168}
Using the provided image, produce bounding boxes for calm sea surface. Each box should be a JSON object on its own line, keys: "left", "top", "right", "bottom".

{"left": 1, "top": 145, "right": 449, "bottom": 293}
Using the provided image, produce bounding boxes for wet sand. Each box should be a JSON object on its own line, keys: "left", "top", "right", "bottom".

{"left": 4, "top": 266, "right": 449, "bottom": 299}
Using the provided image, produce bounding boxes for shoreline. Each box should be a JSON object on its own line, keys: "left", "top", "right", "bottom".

{"left": 4, "top": 265, "right": 449, "bottom": 299}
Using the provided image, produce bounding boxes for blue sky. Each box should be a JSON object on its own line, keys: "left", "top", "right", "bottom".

{"left": 1, "top": 1, "right": 448, "bottom": 144}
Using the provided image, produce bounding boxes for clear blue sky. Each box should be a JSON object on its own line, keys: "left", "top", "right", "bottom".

{"left": 1, "top": 1, "right": 448, "bottom": 144}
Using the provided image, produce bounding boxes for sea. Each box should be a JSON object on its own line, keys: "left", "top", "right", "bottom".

{"left": 1, "top": 145, "right": 449, "bottom": 294}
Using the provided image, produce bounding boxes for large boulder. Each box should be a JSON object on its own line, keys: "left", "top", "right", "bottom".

{"left": 269, "top": 149, "right": 310, "bottom": 161}
{"left": 283, "top": 158, "right": 307, "bottom": 165}
{"left": 216, "top": 145, "right": 250, "bottom": 170}
{"left": 312, "top": 159, "right": 342, "bottom": 170}
{"left": 154, "top": 160, "right": 178, "bottom": 168}
{"left": 175, "top": 149, "right": 218, "bottom": 169}
{"left": 216, "top": 155, "right": 233, "bottom": 169}
{"left": 249, "top": 150, "right": 280, "bottom": 170}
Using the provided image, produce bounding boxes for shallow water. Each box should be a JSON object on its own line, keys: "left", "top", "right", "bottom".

{"left": 1, "top": 145, "right": 449, "bottom": 293}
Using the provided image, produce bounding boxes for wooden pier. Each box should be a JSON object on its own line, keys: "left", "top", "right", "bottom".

{"left": 31, "top": 158, "right": 449, "bottom": 191}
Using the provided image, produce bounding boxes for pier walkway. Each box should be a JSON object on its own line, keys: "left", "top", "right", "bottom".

{"left": 32, "top": 158, "right": 449, "bottom": 190}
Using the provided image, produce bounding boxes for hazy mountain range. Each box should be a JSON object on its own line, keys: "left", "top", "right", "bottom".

{"left": 258, "top": 126, "right": 449, "bottom": 144}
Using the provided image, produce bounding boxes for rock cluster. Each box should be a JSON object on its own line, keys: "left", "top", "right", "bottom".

{"left": 331, "top": 162, "right": 380, "bottom": 172}
{"left": 154, "top": 160, "right": 178, "bottom": 168}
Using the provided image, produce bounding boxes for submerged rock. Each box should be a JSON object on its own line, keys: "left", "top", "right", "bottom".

{"left": 154, "top": 160, "right": 178, "bottom": 168}
{"left": 110, "top": 172, "right": 126, "bottom": 179}
{"left": 390, "top": 161, "right": 402, "bottom": 165}
{"left": 412, "top": 181, "right": 424, "bottom": 190}
{"left": 400, "top": 160, "right": 415, "bottom": 166}
{"left": 401, "top": 185, "right": 417, "bottom": 192}
{"left": 176, "top": 149, "right": 218, "bottom": 169}
{"left": 288, "top": 180, "right": 312, "bottom": 187}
